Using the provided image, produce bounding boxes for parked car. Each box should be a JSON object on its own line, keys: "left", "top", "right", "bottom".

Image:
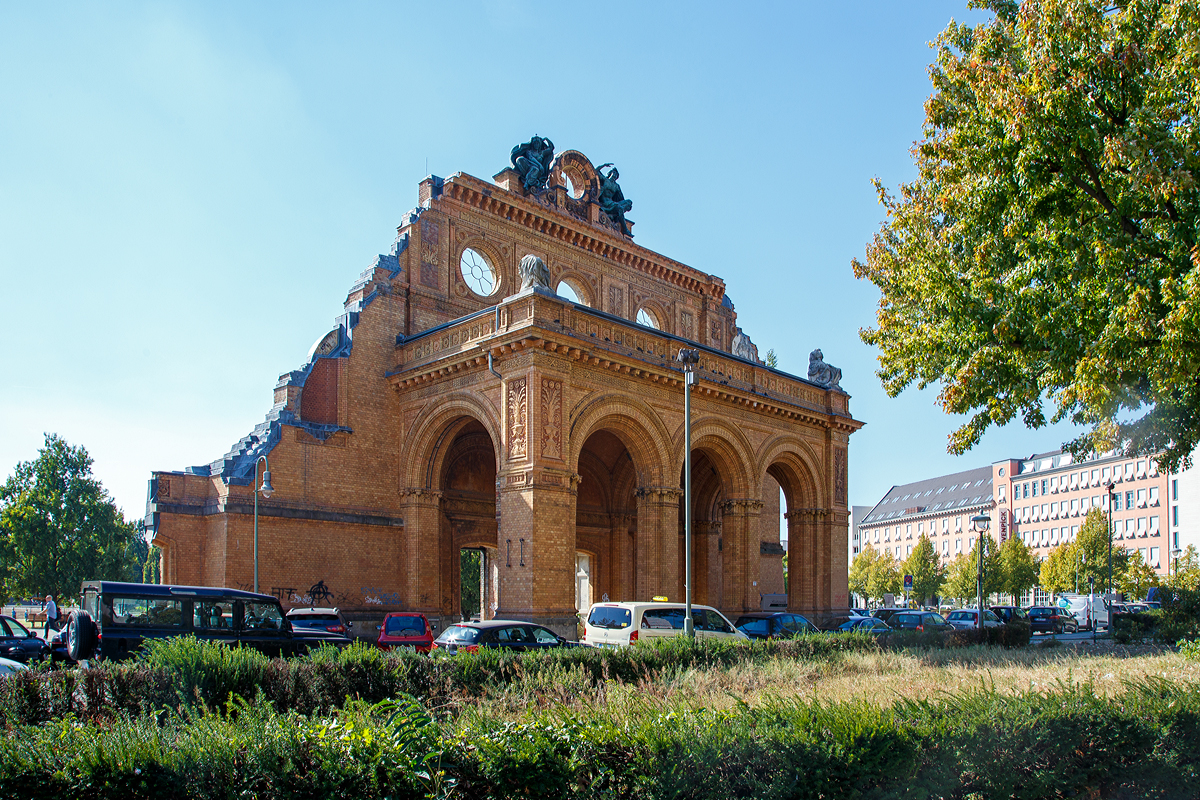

{"left": 0, "top": 656, "right": 27, "bottom": 676}
{"left": 945, "top": 608, "right": 1004, "bottom": 631}
{"left": 286, "top": 607, "right": 352, "bottom": 636}
{"left": 869, "top": 608, "right": 911, "bottom": 624}
{"left": 989, "top": 605, "right": 1029, "bottom": 625}
{"left": 1057, "top": 594, "right": 1111, "bottom": 631}
{"left": 583, "top": 602, "right": 749, "bottom": 647}
{"left": 1027, "top": 606, "right": 1078, "bottom": 634}
{"left": 64, "top": 581, "right": 351, "bottom": 662}
{"left": 833, "top": 616, "right": 891, "bottom": 634}
{"left": 1126, "top": 603, "right": 1151, "bottom": 614}
{"left": 733, "top": 612, "right": 818, "bottom": 640}
{"left": 889, "top": 611, "right": 953, "bottom": 633}
{"left": 376, "top": 612, "right": 434, "bottom": 652}
{"left": 432, "top": 620, "right": 574, "bottom": 654}
{"left": 0, "top": 614, "right": 51, "bottom": 663}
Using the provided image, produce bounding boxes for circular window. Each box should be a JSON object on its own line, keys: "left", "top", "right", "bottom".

{"left": 636, "top": 308, "right": 659, "bottom": 329}
{"left": 556, "top": 280, "right": 587, "bottom": 306}
{"left": 459, "top": 248, "right": 496, "bottom": 296}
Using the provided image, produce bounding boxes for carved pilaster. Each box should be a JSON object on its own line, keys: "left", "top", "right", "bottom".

{"left": 506, "top": 377, "right": 528, "bottom": 460}
{"left": 540, "top": 377, "right": 563, "bottom": 460}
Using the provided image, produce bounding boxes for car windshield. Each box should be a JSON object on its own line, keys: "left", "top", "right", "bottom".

{"left": 437, "top": 625, "right": 481, "bottom": 644}
{"left": 947, "top": 611, "right": 972, "bottom": 620}
{"left": 587, "top": 606, "right": 632, "bottom": 629}
{"left": 735, "top": 617, "right": 770, "bottom": 635}
{"left": 292, "top": 613, "right": 339, "bottom": 622}
{"left": 385, "top": 616, "right": 426, "bottom": 635}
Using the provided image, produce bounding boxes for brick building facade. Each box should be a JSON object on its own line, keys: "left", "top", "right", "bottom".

{"left": 146, "top": 144, "right": 862, "bottom": 635}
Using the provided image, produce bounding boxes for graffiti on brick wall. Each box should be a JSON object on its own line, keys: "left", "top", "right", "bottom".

{"left": 360, "top": 586, "right": 402, "bottom": 606}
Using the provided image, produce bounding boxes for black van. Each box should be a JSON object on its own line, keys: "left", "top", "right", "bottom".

{"left": 65, "top": 581, "right": 350, "bottom": 662}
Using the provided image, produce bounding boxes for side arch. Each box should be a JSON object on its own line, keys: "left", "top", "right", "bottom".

{"left": 401, "top": 391, "right": 503, "bottom": 490}
{"left": 755, "top": 434, "right": 825, "bottom": 511}
{"left": 567, "top": 392, "right": 672, "bottom": 486}
{"left": 671, "top": 414, "right": 757, "bottom": 498}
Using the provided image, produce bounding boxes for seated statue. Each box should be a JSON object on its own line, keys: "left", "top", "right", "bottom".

{"left": 510, "top": 136, "right": 555, "bottom": 194}
{"left": 807, "top": 349, "right": 842, "bottom": 388}
{"left": 518, "top": 254, "right": 551, "bottom": 291}
{"left": 596, "top": 164, "right": 633, "bottom": 237}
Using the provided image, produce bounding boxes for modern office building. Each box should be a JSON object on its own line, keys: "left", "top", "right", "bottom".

{"left": 857, "top": 448, "right": 1183, "bottom": 579}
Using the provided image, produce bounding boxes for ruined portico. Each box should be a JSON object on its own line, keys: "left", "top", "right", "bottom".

{"left": 147, "top": 142, "right": 862, "bottom": 635}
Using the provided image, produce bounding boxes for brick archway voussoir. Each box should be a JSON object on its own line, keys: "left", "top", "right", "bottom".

{"left": 402, "top": 392, "right": 502, "bottom": 491}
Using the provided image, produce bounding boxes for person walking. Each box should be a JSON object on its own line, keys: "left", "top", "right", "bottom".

{"left": 43, "top": 594, "right": 60, "bottom": 638}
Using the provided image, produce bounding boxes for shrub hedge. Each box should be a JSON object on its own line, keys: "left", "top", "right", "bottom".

{"left": 2, "top": 679, "right": 1198, "bottom": 799}
{"left": 0, "top": 635, "right": 882, "bottom": 725}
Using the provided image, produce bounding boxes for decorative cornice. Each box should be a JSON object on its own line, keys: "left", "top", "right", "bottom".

{"left": 637, "top": 486, "right": 683, "bottom": 502}
{"left": 437, "top": 173, "right": 722, "bottom": 300}
{"left": 722, "top": 498, "right": 765, "bottom": 514}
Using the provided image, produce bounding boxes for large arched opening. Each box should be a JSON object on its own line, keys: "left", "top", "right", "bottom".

{"left": 574, "top": 429, "right": 639, "bottom": 607}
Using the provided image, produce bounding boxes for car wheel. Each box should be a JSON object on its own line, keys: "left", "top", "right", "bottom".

{"left": 66, "top": 610, "right": 97, "bottom": 661}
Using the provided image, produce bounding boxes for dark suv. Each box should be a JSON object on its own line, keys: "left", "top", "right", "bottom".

{"left": 65, "top": 581, "right": 351, "bottom": 662}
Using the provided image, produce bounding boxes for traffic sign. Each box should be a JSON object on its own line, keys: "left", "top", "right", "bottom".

{"left": 904, "top": 574, "right": 913, "bottom": 592}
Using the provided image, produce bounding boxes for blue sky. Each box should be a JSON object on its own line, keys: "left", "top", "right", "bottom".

{"left": 0, "top": 2, "right": 1088, "bottom": 522}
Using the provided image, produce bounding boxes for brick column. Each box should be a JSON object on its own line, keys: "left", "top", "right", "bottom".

{"left": 721, "top": 499, "right": 764, "bottom": 615}
{"left": 495, "top": 469, "right": 580, "bottom": 637}
{"left": 399, "top": 488, "right": 443, "bottom": 619}
{"left": 691, "top": 519, "right": 715, "bottom": 606}
{"left": 829, "top": 510, "right": 850, "bottom": 610}
{"left": 786, "top": 508, "right": 819, "bottom": 616}
{"left": 635, "top": 487, "right": 682, "bottom": 602}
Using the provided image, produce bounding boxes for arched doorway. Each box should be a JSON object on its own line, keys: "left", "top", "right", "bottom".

{"left": 437, "top": 419, "right": 497, "bottom": 621}
{"left": 575, "top": 429, "right": 639, "bottom": 606}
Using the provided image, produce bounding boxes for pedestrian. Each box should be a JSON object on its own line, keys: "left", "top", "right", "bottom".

{"left": 43, "top": 594, "right": 60, "bottom": 638}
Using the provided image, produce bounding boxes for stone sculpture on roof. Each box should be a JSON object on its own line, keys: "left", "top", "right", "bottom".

{"left": 595, "top": 163, "right": 633, "bottom": 237}
{"left": 808, "top": 349, "right": 842, "bottom": 389}
{"left": 518, "top": 254, "right": 552, "bottom": 291}
{"left": 510, "top": 136, "right": 555, "bottom": 193}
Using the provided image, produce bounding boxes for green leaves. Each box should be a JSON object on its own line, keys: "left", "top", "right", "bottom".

{"left": 857, "top": 0, "right": 1200, "bottom": 470}
{"left": 0, "top": 434, "right": 143, "bottom": 601}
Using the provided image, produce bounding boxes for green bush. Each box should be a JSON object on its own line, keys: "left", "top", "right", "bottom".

{"left": 1156, "top": 587, "right": 1200, "bottom": 642}
{"left": 944, "top": 620, "right": 1032, "bottom": 649}
{"left": 1112, "top": 611, "right": 1160, "bottom": 644}
{"left": 1180, "top": 639, "right": 1200, "bottom": 660}
{"left": 0, "top": 635, "right": 883, "bottom": 725}
{"left": 4, "top": 680, "right": 1199, "bottom": 799}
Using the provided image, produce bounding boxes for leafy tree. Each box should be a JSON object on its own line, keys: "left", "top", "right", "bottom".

{"left": 1076, "top": 509, "right": 1130, "bottom": 592}
{"left": 1168, "top": 544, "right": 1200, "bottom": 592}
{"left": 0, "top": 434, "right": 140, "bottom": 601}
{"left": 143, "top": 545, "right": 162, "bottom": 584}
{"left": 901, "top": 534, "right": 943, "bottom": 606}
{"left": 765, "top": 349, "right": 778, "bottom": 368}
{"left": 854, "top": 0, "right": 1200, "bottom": 472}
{"left": 1000, "top": 535, "right": 1039, "bottom": 602}
{"left": 1118, "top": 548, "right": 1159, "bottom": 599}
{"left": 850, "top": 548, "right": 901, "bottom": 605}
{"left": 1039, "top": 543, "right": 1076, "bottom": 596}
{"left": 461, "top": 548, "right": 482, "bottom": 620}
{"left": 943, "top": 552, "right": 978, "bottom": 604}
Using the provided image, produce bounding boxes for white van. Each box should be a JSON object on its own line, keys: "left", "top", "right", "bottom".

{"left": 1057, "top": 594, "right": 1115, "bottom": 631}
{"left": 582, "top": 602, "right": 750, "bottom": 647}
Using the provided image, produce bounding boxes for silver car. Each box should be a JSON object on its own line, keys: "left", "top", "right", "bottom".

{"left": 945, "top": 608, "right": 1003, "bottom": 630}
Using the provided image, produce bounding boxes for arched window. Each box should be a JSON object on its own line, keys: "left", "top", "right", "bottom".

{"left": 636, "top": 307, "right": 659, "bottom": 329}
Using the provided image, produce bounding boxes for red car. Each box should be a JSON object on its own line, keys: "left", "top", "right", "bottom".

{"left": 377, "top": 612, "right": 434, "bottom": 652}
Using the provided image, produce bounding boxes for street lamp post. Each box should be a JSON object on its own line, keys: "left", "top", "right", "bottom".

{"left": 1173, "top": 547, "right": 1184, "bottom": 578}
{"left": 253, "top": 455, "right": 274, "bottom": 594}
{"left": 971, "top": 513, "right": 991, "bottom": 630}
{"left": 1105, "top": 481, "right": 1116, "bottom": 598}
{"left": 676, "top": 348, "right": 700, "bottom": 638}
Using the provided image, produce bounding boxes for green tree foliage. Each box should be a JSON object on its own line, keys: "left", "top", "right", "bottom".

{"left": 943, "top": 552, "right": 978, "bottom": 604}
{"left": 1000, "top": 535, "right": 1039, "bottom": 601}
{"left": 901, "top": 534, "right": 943, "bottom": 605}
{"left": 765, "top": 348, "right": 778, "bottom": 368}
{"left": 143, "top": 545, "right": 162, "bottom": 584}
{"left": 853, "top": 0, "right": 1200, "bottom": 472}
{"left": 460, "top": 548, "right": 482, "bottom": 620}
{"left": 0, "top": 434, "right": 141, "bottom": 600}
{"left": 1039, "top": 544, "right": 1076, "bottom": 596}
{"left": 1168, "top": 544, "right": 1200, "bottom": 591}
{"left": 1118, "top": 548, "right": 1160, "bottom": 599}
{"left": 849, "top": 548, "right": 901, "bottom": 605}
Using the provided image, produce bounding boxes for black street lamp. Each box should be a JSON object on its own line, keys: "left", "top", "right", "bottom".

{"left": 253, "top": 455, "right": 274, "bottom": 594}
{"left": 971, "top": 513, "right": 991, "bottom": 629}
{"left": 676, "top": 348, "right": 700, "bottom": 638}
{"left": 1105, "top": 480, "right": 1116, "bottom": 598}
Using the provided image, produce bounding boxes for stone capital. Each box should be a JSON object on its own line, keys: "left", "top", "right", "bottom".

{"left": 784, "top": 507, "right": 829, "bottom": 521}
{"left": 636, "top": 486, "right": 683, "bottom": 503}
{"left": 398, "top": 488, "right": 444, "bottom": 508}
{"left": 721, "top": 498, "right": 765, "bottom": 515}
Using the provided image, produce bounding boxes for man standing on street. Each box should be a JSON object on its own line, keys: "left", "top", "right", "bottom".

{"left": 43, "top": 594, "right": 59, "bottom": 638}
